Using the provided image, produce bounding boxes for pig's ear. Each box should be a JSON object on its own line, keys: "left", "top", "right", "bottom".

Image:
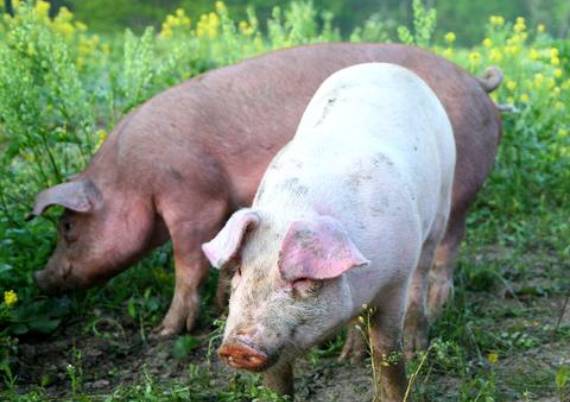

{"left": 28, "top": 179, "right": 101, "bottom": 220}
{"left": 278, "top": 216, "right": 369, "bottom": 282}
{"left": 202, "top": 209, "right": 260, "bottom": 269}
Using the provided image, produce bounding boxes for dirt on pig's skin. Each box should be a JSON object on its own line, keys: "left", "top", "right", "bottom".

{"left": 4, "top": 247, "right": 569, "bottom": 401}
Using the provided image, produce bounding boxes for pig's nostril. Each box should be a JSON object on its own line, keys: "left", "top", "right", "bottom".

{"left": 218, "top": 342, "right": 269, "bottom": 371}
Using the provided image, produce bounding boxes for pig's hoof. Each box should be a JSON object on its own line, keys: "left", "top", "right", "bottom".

{"left": 427, "top": 279, "right": 453, "bottom": 319}
{"left": 404, "top": 331, "right": 429, "bottom": 360}
{"left": 150, "top": 322, "right": 184, "bottom": 340}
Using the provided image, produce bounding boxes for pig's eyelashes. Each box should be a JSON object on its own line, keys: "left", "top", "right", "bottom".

{"left": 292, "top": 278, "right": 322, "bottom": 298}
{"left": 227, "top": 263, "right": 242, "bottom": 279}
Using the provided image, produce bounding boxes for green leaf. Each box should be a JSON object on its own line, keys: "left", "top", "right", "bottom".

{"left": 9, "top": 323, "right": 29, "bottom": 336}
{"left": 28, "top": 318, "right": 61, "bottom": 334}
{"left": 172, "top": 335, "right": 200, "bottom": 360}
{"left": 127, "top": 298, "right": 137, "bottom": 319}
{"left": 556, "top": 365, "right": 570, "bottom": 390}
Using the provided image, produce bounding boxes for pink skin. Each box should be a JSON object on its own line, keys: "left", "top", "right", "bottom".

{"left": 31, "top": 43, "right": 501, "bottom": 338}
{"left": 278, "top": 217, "right": 370, "bottom": 282}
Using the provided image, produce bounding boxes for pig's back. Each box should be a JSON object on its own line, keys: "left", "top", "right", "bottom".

{"left": 258, "top": 63, "right": 455, "bottom": 240}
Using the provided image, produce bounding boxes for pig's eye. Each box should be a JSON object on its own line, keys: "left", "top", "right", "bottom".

{"left": 60, "top": 220, "right": 78, "bottom": 243}
{"left": 229, "top": 264, "right": 241, "bottom": 278}
{"left": 292, "top": 278, "right": 322, "bottom": 298}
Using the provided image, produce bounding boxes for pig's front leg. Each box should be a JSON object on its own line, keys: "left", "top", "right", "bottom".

{"left": 262, "top": 360, "right": 295, "bottom": 397}
{"left": 154, "top": 244, "right": 208, "bottom": 337}
{"left": 154, "top": 198, "right": 227, "bottom": 338}
{"left": 338, "top": 320, "right": 367, "bottom": 363}
{"left": 370, "top": 295, "right": 408, "bottom": 402}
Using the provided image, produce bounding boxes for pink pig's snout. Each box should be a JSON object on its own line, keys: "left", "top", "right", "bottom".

{"left": 34, "top": 263, "right": 79, "bottom": 294}
{"left": 218, "top": 328, "right": 271, "bottom": 371}
{"left": 34, "top": 268, "right": 58, "bottom": 293}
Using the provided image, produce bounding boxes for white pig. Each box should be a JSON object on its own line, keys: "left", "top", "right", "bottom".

{"left": 202, "top": 63, "right": 456, "bottom": 400}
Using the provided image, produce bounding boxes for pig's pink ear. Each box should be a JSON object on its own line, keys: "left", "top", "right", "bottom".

{"left": 202, "top": 209, "right": 260, "bottom": 269}
{"left": 278, "top": 216, "right": 369, "bottom": 282}
{"left": 28, "top": 179, "right": 101, "bottom": 220}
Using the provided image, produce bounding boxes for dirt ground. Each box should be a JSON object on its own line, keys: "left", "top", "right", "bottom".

{"left": 6, "top": 248, "right": 570, "bottom": 401}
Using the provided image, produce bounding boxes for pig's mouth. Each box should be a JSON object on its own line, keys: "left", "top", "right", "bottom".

{"left": 218, "top": 340, "right": 280, "bottom": 372}
{"left": 34, "top": 265, "right": 83, "bottom": 294}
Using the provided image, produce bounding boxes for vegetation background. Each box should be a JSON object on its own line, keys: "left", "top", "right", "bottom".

{"left": 0, "top": 0, "right": 568, "bottom": 401}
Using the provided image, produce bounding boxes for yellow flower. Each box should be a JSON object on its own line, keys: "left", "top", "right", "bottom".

{"left": 482, "top": 38, "right": 493, "bottom": 48}
{"left": 4, "top": 290, "right": 18, "bottom": 307}
{"left": 160, "top": 8, "right": 191, "bottom": 37}
{"left": 490, "top": 16, "right": 505, "bottom": 27}
{"left": 444, "top": 32, "right": 456, "bottom": 44}
{"left": 487, "top": 352, "right": 499, "bottom": 364}
{"left": 554, "top": 69, "right": 563, "bottom": 79}
{"left": 468, "top": 51, "right": 481, "bottom": 65}
{"left": 53, "top": 22, "right": 75, "bottom": 38}
{"left": 547, "top": 78, "right": 556, "bottom": 89}
{"left": 529, "top": 49, "right": 539, "bottom": 60}
{"left": 551, "top": 56, "right": 560, "bottom": 66}
{"left": 215, "top": 1, "right": 226, "bottom": 13}
{"left": 514, "top": 16, "right": 526, "bottom": 33}
{"left": 75, "top": 22, "right": 88, "bottom": 32}
{"left": 506, "top": 80, "right": 517, "bottom": 91}
{"left": 537, "top": 23, "right": 545, "bottom": 33}
{"left": 506, "top": 45, "right": 520, "bottom": 56}
{"left": 550, "top": 48, "right": 560, "bottom": 58}
{"left": 558, "top": 128, "right": 568, "bottom": 138}
{"left": 59, "top": 6, "right": 73, "bottom": 20}
{"left": 239, "top": 21, "right": 254, "bottom": 36}
{"left": 442, "top": 48, "right": 453, "bottom": 59}
{"left": 520, "top": 93, "right": 529, "bottom": 103}
{"left": 35, "top": 0, "right": 50, "bottom": 18}
{"left": 160, "top": 27, "right": 173, "bottom": 38}
{"left": 95, "top": 129, "right": 108, "bottom": 149}
{"left": 490, "top": 49, "right": 503, "bottom": 62}
{"left": 534, "top": 73, "right": 545, "bottom": 87}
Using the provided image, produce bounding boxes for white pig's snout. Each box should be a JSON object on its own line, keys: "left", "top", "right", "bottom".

{"left": 218, "top": 324, "right": 278, "bottom": 371}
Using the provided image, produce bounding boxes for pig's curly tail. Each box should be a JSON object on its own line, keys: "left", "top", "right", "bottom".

{"left": 476, "top": 66, "right": 504, "bottom": 93}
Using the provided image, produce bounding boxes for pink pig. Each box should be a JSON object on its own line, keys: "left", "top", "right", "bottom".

{"left": 30, "top": 43, "right": 501, "bottom": 339}
{"left": 202, "top": 63, "right": 456, "bottom": 400}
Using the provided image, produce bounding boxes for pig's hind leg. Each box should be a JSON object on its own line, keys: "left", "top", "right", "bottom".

{"left": 427, "top": 207, "right": 467, "bottom": 321}
{"left": 403, "top": 215, "right": 448, "bottom": 358}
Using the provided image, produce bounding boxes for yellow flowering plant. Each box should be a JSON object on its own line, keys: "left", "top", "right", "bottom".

{"left": 3, "top": 291, "right": 17, "bottom": 308}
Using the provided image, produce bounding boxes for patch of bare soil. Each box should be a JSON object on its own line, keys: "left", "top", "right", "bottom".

{"left": 8, "top": 250, "right": 570, "bottom": 402}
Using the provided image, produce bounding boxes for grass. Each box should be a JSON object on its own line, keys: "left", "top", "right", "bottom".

{"left": 0, "top": 0, "right": 569, "bottom": 401}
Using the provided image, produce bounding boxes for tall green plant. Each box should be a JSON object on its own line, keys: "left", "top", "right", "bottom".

{"left": 397, "top": 0, "right": 437, "bottom": 47}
